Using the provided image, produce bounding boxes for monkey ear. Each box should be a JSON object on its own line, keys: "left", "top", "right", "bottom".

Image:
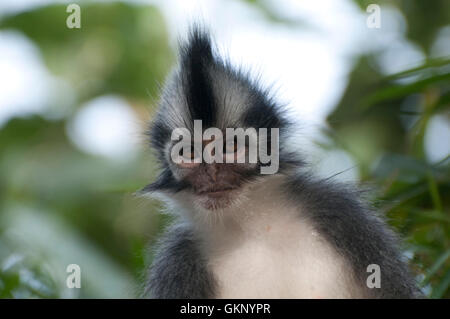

{"left": 136, "top": 183, "right": 159, "bottom": 195}
{"left": 136, "top": 168, "right": 188, "bottom": 196}
{"left": 137, "top": 174, "right": 170, "bottom": 195}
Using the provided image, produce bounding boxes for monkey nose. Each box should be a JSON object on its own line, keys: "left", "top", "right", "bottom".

{"left": 206, "top": 164, "right": 218, "bottom": 182}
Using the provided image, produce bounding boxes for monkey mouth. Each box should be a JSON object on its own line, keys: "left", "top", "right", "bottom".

{"left": 205, "top": 189, "right": 233, "bottom": 198}
{"left": 197, "top": 187, "right": 237, "bottom": 198}
{"left": 194, "top": 186, "right": 240, "bottom": 210}
{"left": 197, "top": 187, "right": 237, "bottom": 200}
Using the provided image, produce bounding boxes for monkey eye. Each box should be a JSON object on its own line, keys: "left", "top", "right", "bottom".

{"left": 224, "top": 136, "right": 239, "bottom": 154}
{"left": 180, "top": 144, "right": 199, "bottom": 161}
{"left": 224, "top": 141, "right": 238, "bottom": 154}
{"left": 170, "top": 142, "right": 201, "bottom": 168}
{"left": 224, "top": 136, "right": 249, "bottom": 154}
{"left": 223, "top": 136, "right": 250, "bottom": 164}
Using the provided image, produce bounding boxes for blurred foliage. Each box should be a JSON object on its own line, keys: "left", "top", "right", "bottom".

{"left": 354, "top": 0, "right": 450, "bottom": 54}
{"left": 0, "top": 2, "right": 173, "bottom": 102}
{"left": 0, "top": 0, "right": 449, "bottom": 299}
{"left": 326, "top": 55, "right": 450, "bottom": 297}
{"left": 0, "top": 2, "right": 171, "bottom": 298}
{"left": 326, "top": 0, "right": 450, "bottom": 298}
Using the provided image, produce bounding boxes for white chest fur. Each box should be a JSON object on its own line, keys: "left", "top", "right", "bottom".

{"left": 208, "top": 214, "right": 360, "bottom": 298}
{"left": 198, "top": 177, "right": 362, "bottom": 299}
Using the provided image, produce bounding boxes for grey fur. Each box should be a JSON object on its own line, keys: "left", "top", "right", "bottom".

{"left": 145, "top": 223, "right": 216, "bottom": 298}
{"left": 143, "top": 27, "right": 423, "bottom": 299}
{"left": 284, "top": 173, "right": 423, "bottom": 298}
{"left": 145, "top": 176, "right": 423, "bottom": 299}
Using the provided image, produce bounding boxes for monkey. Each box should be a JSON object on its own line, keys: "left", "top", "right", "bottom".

{"left": 141, "top": 26, "right": 423, "bottom": 299}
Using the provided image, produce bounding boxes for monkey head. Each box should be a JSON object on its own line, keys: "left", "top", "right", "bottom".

{"left": 142, "top": 27, "right": 302, "bottom": 212}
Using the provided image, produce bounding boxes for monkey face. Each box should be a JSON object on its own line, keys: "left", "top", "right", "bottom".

{"left": 181, "top": 163, "right": 249, "bottom": 210}
{"left": 168, "top": 136, "right": 257, "bottom": 210}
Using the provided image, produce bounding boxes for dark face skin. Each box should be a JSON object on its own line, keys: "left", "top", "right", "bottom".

{"left": 170, "top": 136, "right": 257, "bottom": 210}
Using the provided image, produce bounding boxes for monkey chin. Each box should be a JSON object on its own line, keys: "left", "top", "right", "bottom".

{"left": 197, "top": 190, "right": 237, "bottom": 211}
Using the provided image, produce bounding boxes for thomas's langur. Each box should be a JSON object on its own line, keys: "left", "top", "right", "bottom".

{"left": 141, "top": 27, "right": 423, "bottom": 299}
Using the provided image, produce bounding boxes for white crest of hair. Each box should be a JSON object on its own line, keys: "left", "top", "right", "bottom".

{"left": 158, "top": 63, "right": 251, "bottom": 133}
{"left": 209, "top": 65, "right": 251, "bottom": 129}
{"left": 159, "top": 67, "right": 193, "bottom": 131}
{"left": 157, "top": 173, "right": 364, "bottom": 299}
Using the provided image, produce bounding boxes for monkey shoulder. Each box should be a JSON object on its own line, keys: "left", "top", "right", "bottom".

{"left": 283, "top": 174, "right": 423, "bottom": 298}
{"left": 145, "top": 222, "right": 215, "bottom": 299}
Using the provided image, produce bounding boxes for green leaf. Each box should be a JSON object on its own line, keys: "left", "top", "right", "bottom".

{"left": 431, "top": 269, "right": 450, "bottom": 299}
{"left": 384, "top": 57, "right": 450, "bottom": 80}
{"left": 362, "top": 73, "right": 450, "bottom": 108}
{"left": 421, "top": 250, "right": 450, "bottom": 286}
